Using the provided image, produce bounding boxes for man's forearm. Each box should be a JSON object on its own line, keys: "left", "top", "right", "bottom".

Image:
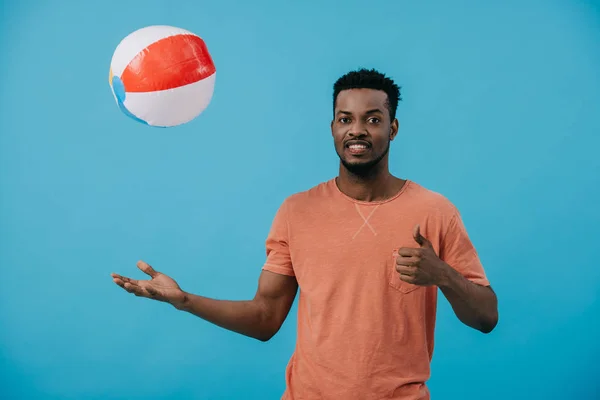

{"left": 173, "top": 293, "right": 274, "bottom": 341}
{"left": 438, "top": 265, "right": 498, "bottom": 333}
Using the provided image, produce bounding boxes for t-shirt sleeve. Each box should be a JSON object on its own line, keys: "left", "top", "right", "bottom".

{"left": 261, "top": 199, "right": 295, "bottom": 277}
{"left": 439, "top": 212, "right": 490, "bottom": 287}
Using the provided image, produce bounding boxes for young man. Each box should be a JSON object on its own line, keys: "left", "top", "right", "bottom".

{"left": 111, "top": 69, "right": 498, "bottom": 399}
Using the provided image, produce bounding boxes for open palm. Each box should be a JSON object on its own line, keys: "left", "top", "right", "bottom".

{"left": 111, "top": 261, "right": 185, "bottom": 307}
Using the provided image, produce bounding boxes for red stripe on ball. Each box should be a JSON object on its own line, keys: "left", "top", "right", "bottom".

{"left": 121, "top": 34, "right": 216, "bottom": 93}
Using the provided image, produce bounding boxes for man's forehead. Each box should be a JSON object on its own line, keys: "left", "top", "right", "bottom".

{"left": 335, "top": 89, "right": 388, "bottom": 111}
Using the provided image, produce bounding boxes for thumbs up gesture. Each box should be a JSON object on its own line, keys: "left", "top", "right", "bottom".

{"left": 395, "top": 224, "right": 449, "bottom": 287}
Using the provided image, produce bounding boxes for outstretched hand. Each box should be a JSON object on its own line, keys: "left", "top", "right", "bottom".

{"left": 111, "top": 261, "right": 186, "bottom": 307}
{"left": 395, "top": 224, "right": 450, "bottom": 287}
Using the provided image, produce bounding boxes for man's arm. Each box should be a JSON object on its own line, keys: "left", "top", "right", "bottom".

{"left": 437, "top": 268, "right": 498, "bottom": 333}
{"left": 396, "top": 224, "right": 498, "bottom": 334}
{"left": 175, "top": 270, "right": 298, "bottom": 341}
{"left": 112, "top": 262, "right": 298, "bottom": 342}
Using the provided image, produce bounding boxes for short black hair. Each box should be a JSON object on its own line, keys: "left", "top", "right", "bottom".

{"left": 333, "top": 68, "right": 402, "bottom": 121}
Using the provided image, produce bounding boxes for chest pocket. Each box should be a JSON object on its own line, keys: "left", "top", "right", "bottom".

{"left": 388, "top": 248, "right": 421, "bottom": 294}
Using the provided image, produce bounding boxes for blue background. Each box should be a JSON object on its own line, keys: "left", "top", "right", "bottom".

{"left": 1, "top": 0, "right": 599, "bottom": 398}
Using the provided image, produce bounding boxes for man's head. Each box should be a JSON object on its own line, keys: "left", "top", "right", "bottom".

{"left": 331, "top": 68, "right": 401, "bottom": 176}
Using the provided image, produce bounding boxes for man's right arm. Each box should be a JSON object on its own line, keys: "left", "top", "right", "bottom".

{"left": 174, "top": 270, "right": 298, "bottom": 341}
{"left": 113, "top": 200, "right": 297, "bottom": 341}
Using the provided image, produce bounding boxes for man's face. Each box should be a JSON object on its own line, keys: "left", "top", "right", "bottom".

{"left": 331, "top": 88, "right": 398, "bottom": 175}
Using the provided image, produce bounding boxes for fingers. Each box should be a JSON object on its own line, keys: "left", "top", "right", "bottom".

{"left": 111, "top": 273, "right": 139, "bottom": 286}
{"left": 113, "top": 279, "right": 162, "bottom": 300}
{"left": 111, "top": 261, "right": 161, "bottom": 299}
{"left": 413, "top": 224, "right": 424, "bottom": 245}
{"left": 396, "top": 254, "right": 419, "bottom": 283}
{"left": 111, "top": 273, "right": 148, "bottom": 297}
{"left": 397, "top": 247, "right": 422, "bottom": 257}
{"left": 398, "top": 272, "right": 417, "bottom": 284}
{"left": 396, "top": 264, "right": 417, "bottom": 276}
{"left": 137, "top": 260, "right": 159, "bottom": 278}
{"left": 123, "top": 283, "right": 144, "bottom": 296}
{"left": 396, "top": 256, "right": 419, "bottom": 267}
{"left": 111, "top": 275, "right": 128, "bottom": 289}
{"left": 413, "top": 224, "right": 433, "bottom": 249}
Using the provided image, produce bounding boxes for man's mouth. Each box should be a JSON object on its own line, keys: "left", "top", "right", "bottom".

{"left": 345, "top": 140, "right": 371, "bottom": 155}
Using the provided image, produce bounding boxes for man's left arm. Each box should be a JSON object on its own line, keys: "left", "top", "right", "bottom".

{"left": 396, "top": 219, "right": 498, "bottom": 333}
{"left": 436, "top": 262, "right": 498, "bottom": 333}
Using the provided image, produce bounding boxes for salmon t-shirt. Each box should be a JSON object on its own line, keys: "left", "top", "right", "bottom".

{"left": 262, "top": 179, "right": 490, "bottom": 400}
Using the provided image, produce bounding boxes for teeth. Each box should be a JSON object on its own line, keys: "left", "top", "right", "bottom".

{"left": 349, "top": 144, "right": 367, "bottom": 149}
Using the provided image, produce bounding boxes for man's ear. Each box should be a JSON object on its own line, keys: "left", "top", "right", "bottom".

{"left": 390, "top": 118, "right": 399, "bottom": 140}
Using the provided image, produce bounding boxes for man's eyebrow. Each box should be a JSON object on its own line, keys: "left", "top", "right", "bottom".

{"left": 336, "top": 109, "right": 383, "bottom": 115}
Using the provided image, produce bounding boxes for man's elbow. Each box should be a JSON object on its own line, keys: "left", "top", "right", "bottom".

{"left": 479, "top": 310, "right": 499, "bottom": 334}
{"left": 478, "top": 286, "right": 498, "bottom": 334}
{"left": 256, "top": 330, "right": 276, "bottom": 342}
{"left": 254, "top": 320, "right": 283, "bottom": 342}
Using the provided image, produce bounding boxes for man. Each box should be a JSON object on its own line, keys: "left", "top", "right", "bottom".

{"left": 111, "top": 68, "right": 498, "bottom": 399}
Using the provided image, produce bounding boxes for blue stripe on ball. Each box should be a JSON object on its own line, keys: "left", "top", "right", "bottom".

{"left": 111, "top": 76, "right": 149, "bottom": 125}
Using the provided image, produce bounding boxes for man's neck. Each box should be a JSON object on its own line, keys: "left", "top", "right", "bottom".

{"left": 336, "top": 165, "right": 405, "bottom": 203}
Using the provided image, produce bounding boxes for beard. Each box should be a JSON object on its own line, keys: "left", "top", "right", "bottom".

{"left": 337, "top": 139, "right": 390, "bottom": 176}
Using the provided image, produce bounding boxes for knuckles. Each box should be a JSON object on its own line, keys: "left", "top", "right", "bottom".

{"left": 397, "top": 247, "right": 426, "bottom": 257}
{"left": 399, "top": 274, "right": 416, "bottom": 284}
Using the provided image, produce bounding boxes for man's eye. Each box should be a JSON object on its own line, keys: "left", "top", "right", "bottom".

{"left": 339, "top": 118, "right": 350, "bottom": 123}
{"left": 368, "top": 118, "right": 380, "bottom": 124}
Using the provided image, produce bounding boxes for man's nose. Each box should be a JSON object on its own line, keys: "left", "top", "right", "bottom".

{"left": 348, "top": 121, "right": 367, "bottom": 137}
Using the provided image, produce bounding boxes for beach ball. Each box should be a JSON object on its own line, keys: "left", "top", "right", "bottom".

{"left": 108, "top": 25, "right": 216, "bottom": 127}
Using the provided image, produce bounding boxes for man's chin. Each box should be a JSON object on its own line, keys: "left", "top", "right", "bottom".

{"left": 340, "top": 158, "right": 380, "bottom": 175}
{"left": 336, "top": 141, "right": 389, "bottom": 176}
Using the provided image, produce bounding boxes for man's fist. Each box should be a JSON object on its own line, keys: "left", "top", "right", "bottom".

{"left": 395, "top": 225, "right": 449, "bottom": 287}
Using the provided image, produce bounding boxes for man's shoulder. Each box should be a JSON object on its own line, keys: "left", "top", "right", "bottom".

{"left": 281, "top": 178, "right": 336, "bottom": 207}
{"left": 404, "top": 180, "right": 460, "bottom": 217}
